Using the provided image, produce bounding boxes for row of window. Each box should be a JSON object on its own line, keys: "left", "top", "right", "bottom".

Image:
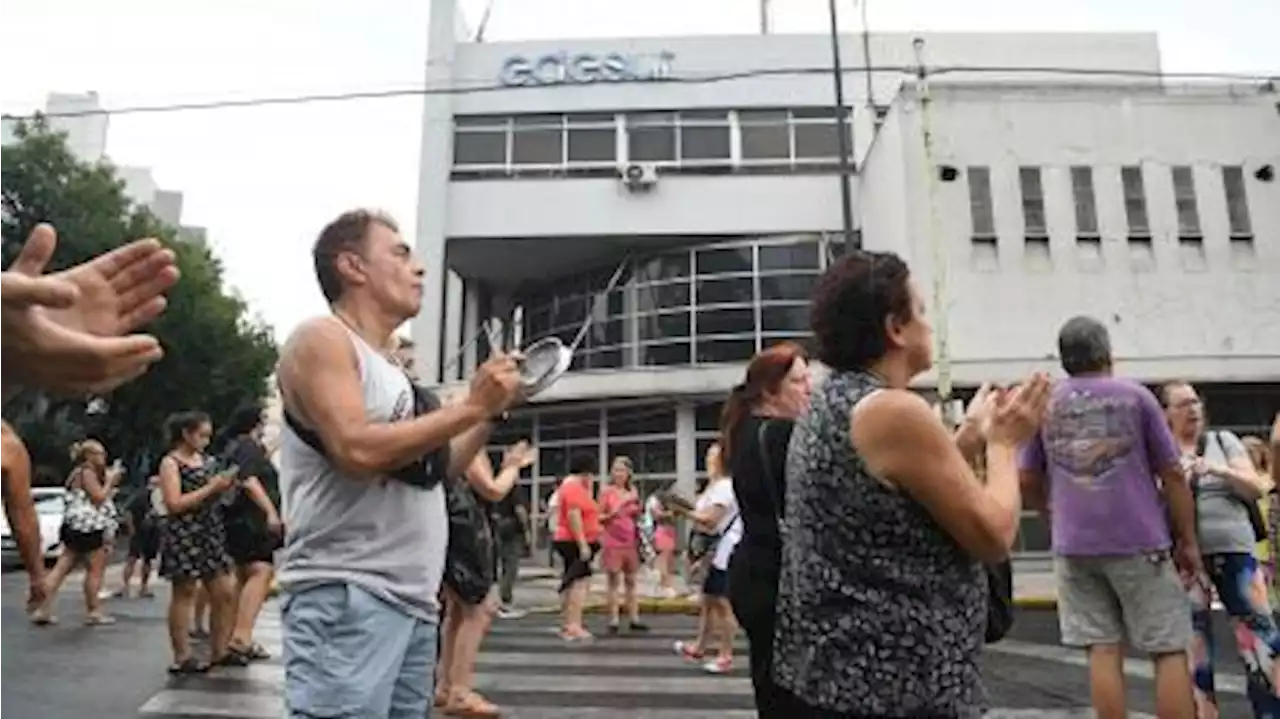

{"left": 500, "top": 237, "right": 834, "bottom": 370}
{"left": 451, "top": 108, "right": 853, "bottom": 177}
{"left": 968, "top": 164, "right": 1255, "bottom": 242}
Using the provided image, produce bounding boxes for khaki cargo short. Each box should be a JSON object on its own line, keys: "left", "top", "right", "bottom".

{"left": 1055, "top": 552, "right": 1192, "bottom": 654}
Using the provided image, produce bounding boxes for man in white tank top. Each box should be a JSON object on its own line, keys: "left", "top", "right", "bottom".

{"left": 275, "top": 209, "right": 522, "bottom": 719}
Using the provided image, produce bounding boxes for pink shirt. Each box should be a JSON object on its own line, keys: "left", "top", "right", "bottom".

{"left": 599, "top": 485, "right": 640, "bottom": 549}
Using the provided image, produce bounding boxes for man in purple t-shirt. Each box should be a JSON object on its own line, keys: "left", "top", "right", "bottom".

{"left": 1019, "top": 316, "right": 1200, "bottom": 719}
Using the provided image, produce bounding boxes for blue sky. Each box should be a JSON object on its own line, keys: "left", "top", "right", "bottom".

{"left": 2, "top": 0, "right": 1276, "bottom": 339}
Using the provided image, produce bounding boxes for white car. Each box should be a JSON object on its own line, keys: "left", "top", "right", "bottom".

{"left": 1, "top": 487, "right": 66, "bottom": 567}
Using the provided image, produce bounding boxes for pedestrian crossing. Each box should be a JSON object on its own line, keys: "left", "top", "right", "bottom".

{"left": 136, "top": 603, "right": 1151, "bottom": 718}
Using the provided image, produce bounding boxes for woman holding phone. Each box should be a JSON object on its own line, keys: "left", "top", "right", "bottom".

{"left": 157, "top": 410, "right": 240, "bottom": 674}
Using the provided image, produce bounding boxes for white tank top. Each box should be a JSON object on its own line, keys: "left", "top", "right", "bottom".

{"left": 275, "top": 323, "right": 448, "bottom": 619}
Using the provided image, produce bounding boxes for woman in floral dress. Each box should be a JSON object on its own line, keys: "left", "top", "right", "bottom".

{"left": 156, "top": 410, "right": 240, "bottom": 674}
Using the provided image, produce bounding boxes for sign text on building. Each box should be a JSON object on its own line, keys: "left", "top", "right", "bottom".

{"left": 499, "top": 51, "right": 676, "bottom": 87}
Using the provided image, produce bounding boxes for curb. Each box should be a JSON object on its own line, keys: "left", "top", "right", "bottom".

{"left": 529, "top": 595, "right": 1059, "bottom": 616}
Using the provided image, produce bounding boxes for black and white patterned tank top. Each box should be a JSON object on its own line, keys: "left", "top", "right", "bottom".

{"left": 773, "top": 370, "right": 988, "bottom": 717}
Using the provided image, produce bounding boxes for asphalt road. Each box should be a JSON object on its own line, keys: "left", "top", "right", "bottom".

{"left": 0, "top": 574, "right": 1254, "bottom": 718}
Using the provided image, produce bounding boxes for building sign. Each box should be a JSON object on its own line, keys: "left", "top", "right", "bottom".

{"left": 499, "top": 51, "right": 675, "bottom": 87}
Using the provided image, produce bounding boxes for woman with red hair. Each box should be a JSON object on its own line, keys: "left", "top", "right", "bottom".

{"left": 721, "top": 341, "right": 813, "bottom": 714}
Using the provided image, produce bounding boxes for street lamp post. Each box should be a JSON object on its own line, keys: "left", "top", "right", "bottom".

{"left": 827, "top": 0, "right": 857, "bottom": 246}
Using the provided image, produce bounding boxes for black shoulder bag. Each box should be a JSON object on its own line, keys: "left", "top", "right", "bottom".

{"left": 281, "top": 376, "right": 451, "bottom": 491}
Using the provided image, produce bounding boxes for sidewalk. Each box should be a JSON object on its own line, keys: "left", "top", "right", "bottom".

{"left": 510, "top": 557, "right": 1060, "bottom": 614}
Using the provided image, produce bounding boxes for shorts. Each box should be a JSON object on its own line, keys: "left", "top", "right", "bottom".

{"left": 554, "top": 541, "right": 599, "bottom": 593}
{"left": 703, "top": 567, "right": 730, "bottom": 597}
{"left": 1055, "top": 552, "right": 1192, "bottom": 654}
{"left": 601, "top": 544, "right": 640, "bottom": 575}
{"left": 226, "top": 523, "right": 281, "bottom": 567}
{"left": 282, "top": 583, "right": 439, "bottom": 719}
{"left": 60, "top": 525, "right": 105, "bottom": 556}
{"left": 129, "top": 525, "right": 160, "bottom": 561}
{"left": 653, "top": 526, "right": 677, "bottom": 554}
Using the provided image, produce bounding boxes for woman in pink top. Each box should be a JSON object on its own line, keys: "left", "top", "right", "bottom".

{"left": 599, "top": 456, "right": 650, "bottom": 634}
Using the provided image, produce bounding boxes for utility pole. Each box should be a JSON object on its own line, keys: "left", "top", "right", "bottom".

{"left": 859, "top": 0, "right": 878, "bottom": 128}
{"left": 913, "top": 37, "right": 955, "bottom": 424}
{"left": 827, "top": 0, "right": 856, "bottom": 245}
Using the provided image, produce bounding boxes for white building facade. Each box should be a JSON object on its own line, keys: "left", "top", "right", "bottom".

{"left": 412, "top": 1, "right": 1280, "bottom": 553}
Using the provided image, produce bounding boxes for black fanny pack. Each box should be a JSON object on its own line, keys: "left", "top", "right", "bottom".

{"left": 282, "top": 380, "right": 450, "bottom": 491}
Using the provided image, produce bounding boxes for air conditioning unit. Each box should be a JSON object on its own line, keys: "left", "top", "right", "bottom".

{"left": 620, "top": 162, "right": 659, "bottom": 191}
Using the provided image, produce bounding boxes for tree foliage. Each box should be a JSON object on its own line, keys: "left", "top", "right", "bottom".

{"left": 2, "top": 117, "right": 277, "bottom": 484}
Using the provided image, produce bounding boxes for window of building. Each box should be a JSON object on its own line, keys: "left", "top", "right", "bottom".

{"left": 454, "top": 107, "right": 855, "bottom": 177}
{"left": 1070, "top": 166, "right": 1098, "bottom": 237}
{"left": 791, "top": 108, "right": 844, "bottom": 162}
{"left": 490, "top": 236, "right": 828, "bottom": 373}
{"left": 758, "top": 241, "right": 819, "bottom": 272}
{"left": 738, "top": 110, "right": 790, "bottom": 161}
{"left": 695, "top": 246, "right": 754, "bottom": 276}
{"left": 511, "top": 114, "right": 563, "bottom": 166}
{"left": 453, "top": 116, "right": 508, "bottom": 166}
{"left": 1222, "top": 166, "right": 1253, "bottom": 237}
{"left": 1018, "top": 166, "right": 1047, "bottom": 238}
{"left": 1121, "top": 166, "right": 1150, "bottom": 237}
{"left": 967, "top": 166, "right": 995, "bottom": 238}
{"left": 566, "top": 113, "right": 617, "bottom": 164}
{"left": 626, "top": 112, "right": 677, "bottom": 163}
{"left": 694, "top": 401, "right": 722, "bottom": 432}
{"left": 1171, "top": 166, "right": 1201, "bottom": 238}
{"left": 679, "top": 110, "right": 731, "bottom": 162}
{"left": 607, "top": 404, "right": 676, "bottom": 437}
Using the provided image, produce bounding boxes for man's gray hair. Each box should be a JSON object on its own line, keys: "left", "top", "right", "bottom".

{"left": 1057, "top": 315, "right": 1112, "bottom": 376}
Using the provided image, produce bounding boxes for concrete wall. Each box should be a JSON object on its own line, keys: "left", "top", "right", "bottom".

{"left": 866, "top": 84, "right": 1280, "bottom": 383}
{"left": 446, "top": 174, "right": 850, "bottom": 239}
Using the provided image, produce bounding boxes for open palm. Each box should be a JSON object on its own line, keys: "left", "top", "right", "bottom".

{"left": 1, "top": 224, "right": 180, "bottom": 395}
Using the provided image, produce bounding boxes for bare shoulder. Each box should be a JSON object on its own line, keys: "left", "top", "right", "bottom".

{"left": 279, "top": 317, "right": 355, "bottom": 385}
{"left": 281, "top": 317, "right": 346, "bottom": 362}
{"left": 850, "top": 388, "right": 935, "bottom": 441}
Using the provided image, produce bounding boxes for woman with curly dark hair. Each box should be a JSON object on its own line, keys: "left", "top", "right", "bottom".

{"left": 770, "top": 250, "right": 1051, "bottom": 717}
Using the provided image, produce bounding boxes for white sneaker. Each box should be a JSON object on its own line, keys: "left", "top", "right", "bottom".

{"left": 497, "top": 606, "right": 527, "bottom": 620}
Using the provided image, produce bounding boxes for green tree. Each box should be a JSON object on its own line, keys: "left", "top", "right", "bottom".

{"left": 2, "top": 116, "right": 277, "bottom": 483}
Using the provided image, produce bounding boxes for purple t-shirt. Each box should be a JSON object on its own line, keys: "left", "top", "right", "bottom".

{"left": 1019, "top": 376, "right": 1180, "bottom": 557}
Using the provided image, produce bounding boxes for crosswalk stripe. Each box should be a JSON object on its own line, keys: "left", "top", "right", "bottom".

{"left": 137, "top": 605, "right": 1155, "bottom": 718}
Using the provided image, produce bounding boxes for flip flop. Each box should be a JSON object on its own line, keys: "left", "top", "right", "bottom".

{"left": 30, "top": 610, "right": 57, "bottom": 626}
{"left": 247, "top": 642, "right": 271, "bottom": 660}
{"left": 84, "top": 614, "right": 116, "bottom": 626}
{"left": 211, "top": 650, "right": 251, "bottom": 668}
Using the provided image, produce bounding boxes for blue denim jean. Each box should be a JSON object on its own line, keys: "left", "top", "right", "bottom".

{"left": 282, "top": 582, "right": 439, "bottom": 718}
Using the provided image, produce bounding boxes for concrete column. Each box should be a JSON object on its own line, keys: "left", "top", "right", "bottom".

{"left": 462, "top": 280, "right": 480, "bottom": 378}
{"left": 674, "top": 400, "right": 697, "bottom": 496}
{"left": 442, "top": 270, "right": 464, "bottom": 382}
{"left": 410, "top": 0, "right": 460, "bottom": 385}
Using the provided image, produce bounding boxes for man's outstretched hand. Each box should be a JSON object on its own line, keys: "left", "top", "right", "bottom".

{"left": 1, "top": 223, "right": 180, "bottom": 396}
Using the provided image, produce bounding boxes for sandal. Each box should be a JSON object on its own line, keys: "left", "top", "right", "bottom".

{"left": 84, "top": 614, "right": 116, "bottom": 626}
{"left": 189, "top": 627, "right": 209, "bottom": 640}
{"left": 167, "top": 658, "right": 210, "bottom": 675}
{"left": 434, "top": 686, "right": 451, "bottom": 708}
{"left": 444, "top": 690, "right": 502, "bottom": 718}
{"left": 674, "top": 640, "right": 704, "bottom": 662}
{"left": 211, "top": 650, "right": 252, "bottom": 668}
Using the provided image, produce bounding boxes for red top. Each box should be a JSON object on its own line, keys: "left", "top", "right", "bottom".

{"left": 554, "top": 476, "right": 601, "bottom": 544}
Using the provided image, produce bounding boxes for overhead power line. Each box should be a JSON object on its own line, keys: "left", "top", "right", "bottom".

{"left": 1, "top": 64, "right": 1274, "bottom": 122}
